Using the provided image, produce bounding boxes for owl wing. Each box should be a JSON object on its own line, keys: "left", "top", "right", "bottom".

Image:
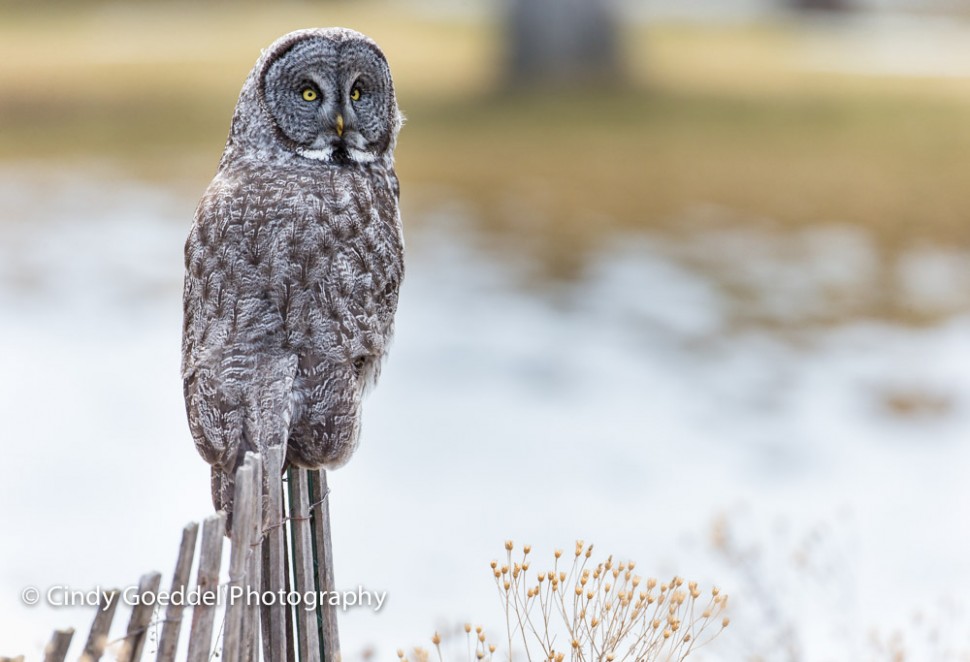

{"left": 181, "top": 171, "right": 299, "bottom": 527}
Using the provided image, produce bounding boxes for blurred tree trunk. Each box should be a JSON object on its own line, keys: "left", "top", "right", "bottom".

{"left": 505, "top": 0, "right": 622, "bottom": 88}
{"left": 789, "top": 0, "right": 854, "bottom": 10}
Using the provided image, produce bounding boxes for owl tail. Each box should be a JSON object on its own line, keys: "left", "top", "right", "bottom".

{"left": 211, "top": 434, "right": 257, "bottom": 537}
{"left": 211, "top": 465, "right": 236, "bottom": 535}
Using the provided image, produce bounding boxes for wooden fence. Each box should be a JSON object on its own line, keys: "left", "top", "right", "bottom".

{"left": 9, "top": 447, "right": 340, "bottom": 662}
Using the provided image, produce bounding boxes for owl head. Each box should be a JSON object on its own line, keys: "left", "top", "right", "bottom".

{"left": 223, "top": 28, "right": 402, "bottom": 167}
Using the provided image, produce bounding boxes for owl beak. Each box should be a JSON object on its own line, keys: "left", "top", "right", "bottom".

{"left": 335, "top": 114, "right": 345, "bottom": 138}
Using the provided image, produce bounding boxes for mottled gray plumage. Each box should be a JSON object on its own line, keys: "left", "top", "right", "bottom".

{"left": 181, "top": 28, "right": 404, "bottom": 529}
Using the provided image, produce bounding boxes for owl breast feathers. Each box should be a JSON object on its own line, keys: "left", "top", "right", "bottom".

{"left": 181, "top": 28, "right": 404, "bottom": 528}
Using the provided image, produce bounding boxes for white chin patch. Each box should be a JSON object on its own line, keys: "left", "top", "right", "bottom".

{"left": 347, "top": 148, "right": 378, "bottom": 164}
{"left": 297, "top": 146, "right": 378, "bottom": 164}
{"left": 297, "top": 147, "right": 334, "bottom": 162}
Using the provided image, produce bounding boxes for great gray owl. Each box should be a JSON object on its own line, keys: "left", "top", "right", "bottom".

{"left": 181, "top": 28, "right": 404, "bottom": 530}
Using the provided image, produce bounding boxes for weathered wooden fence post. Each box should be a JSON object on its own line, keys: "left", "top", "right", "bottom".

{"left": 117, "top": 572, "right": 162, "bottom": 662}
{"left": 156, "top": 523, "right": 199, "bottom": 662}
{"left": 289, "top": 468, "right": 322, "bottom": 661}
{"left": 42, "top": 629, "right": 73, "bottom": 662}
{"left": 186, "top": 513, "right": 226, "bottom": 662}
{"left": 223, "top": 454, "right": 257, "bottom": 661}
{"left": 243, "top": 454, "right": 263, "bottom": 662}
{"left": 309, "top": 470, "right": 340, "bottom": 662}
{"left": 262, "top": 445, "right": 289, "bottom": 662}
{"left": 80, "top": 589, "right": 120, "bottom": 662}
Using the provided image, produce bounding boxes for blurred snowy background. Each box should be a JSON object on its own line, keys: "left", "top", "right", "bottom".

{"left": 2, "top": 0, "right": 970, "bottom": 659}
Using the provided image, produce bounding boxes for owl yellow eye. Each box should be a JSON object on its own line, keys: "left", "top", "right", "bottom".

{"left": 350, "top": 87, "right": 361, "bottom": 102}
{"left": 301, "top": 88, "right": 318, "bottom": 102}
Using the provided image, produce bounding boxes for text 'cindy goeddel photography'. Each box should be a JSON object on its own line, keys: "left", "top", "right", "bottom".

{"left": 21, "top": 585, "right": 387, "bottom": 613}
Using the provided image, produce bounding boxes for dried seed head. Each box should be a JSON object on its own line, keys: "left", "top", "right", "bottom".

{"left": 397, "top": 650, "right": 405, "bottom": 659}
{"left": 722, "top": 617, "right": 731, "bottom": 628}
{"left": 505, "top": 540, "right": 514, "bottom": 551}
{"left": 554, "top": 549, "right": 563, "bottom": 559}
{"left": 431, "top": 633, "right": 441, "bottom": 645}
{"left": 465, "top": 624, "right": 472, "bottom": 634}
{"left": 524, "top": 545, "right": 532, "bottom": 554}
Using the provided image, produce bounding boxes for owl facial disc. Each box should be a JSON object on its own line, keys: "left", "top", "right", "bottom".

{"left": 256, "top": 28, "right": 401, "bottom": 166}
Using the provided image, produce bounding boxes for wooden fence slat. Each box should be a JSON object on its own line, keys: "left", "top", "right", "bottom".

{"left": 117, "top": 572, "right": 162, "bottom": 662}
{"left": 42, "top": 628, "right": 73, "bottom": 662}
{"left": 261, "top": 446, "right": 288, "bottom": 662}
{"left": 223, "top": 455, "right": 257, "bottom": 662}
{"left": 242, "top": 455, "right": 263, "bottom": 662}
{"left": 186, "top": 513, "right": 226, "bottom": 662}
{"left": 80, "top": 589, "right": 120, "bottom": 662}
{"left": 155, "top": 522, "right": 199, "bottom": 662}
{"left": 283, "top": 503, "right": 297, "bottom": 662}
{"left": 289, "top": 468, "right": 321, "bottom": 662}
{"left": 309, "top": 470, "right": 340, "bottom": 662}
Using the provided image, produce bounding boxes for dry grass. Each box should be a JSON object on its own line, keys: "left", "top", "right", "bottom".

{"left": 4, "top": 4, "right": 970, "bottom": 303}
{"left": 402, "top": 541, "right": 729, "bottom": 662}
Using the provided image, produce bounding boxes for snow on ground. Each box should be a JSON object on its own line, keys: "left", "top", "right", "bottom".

{"left": 0, "top": 170, "right": 968, "bottom": 659}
